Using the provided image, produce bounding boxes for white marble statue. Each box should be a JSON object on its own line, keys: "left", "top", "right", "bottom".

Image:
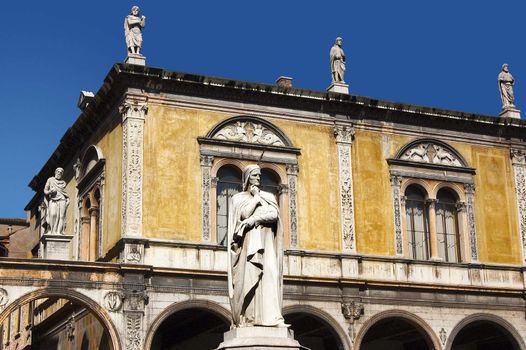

{"left": 124, "top": 6, "right": 146, "bottom": 55}
{"left": 227, "top": 164, "right": 286, "bottom": 327}
{"left": 330, "top": 37, "right": 346, "bottom": 83}
{"left": 498, "top": 63, "right": 516, "bottom": 110}
{"left": 44, "top": 168, "right": 69, "bottom": 235}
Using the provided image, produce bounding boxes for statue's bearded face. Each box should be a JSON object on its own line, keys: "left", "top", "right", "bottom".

{"left": 55, "top": 169, "right": 64, "bottom": 180}
{"left": 132, "top": 7, "right": 140, "bottom": 16}
{"left": 248, "top": 169, "right": 261, "bottom": 187}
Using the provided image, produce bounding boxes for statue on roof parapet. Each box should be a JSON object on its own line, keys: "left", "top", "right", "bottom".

{"left": 498, "top": 63, "right": 521, "bottom": 119}
{"left": 328, "top": 37, "right": 349, "bottom": 94}
{"left": 124, "top": 6, "right": 146, "bottom": 66}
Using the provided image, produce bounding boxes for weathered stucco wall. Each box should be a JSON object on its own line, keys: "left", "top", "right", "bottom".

{"left": 95, "top": 123, "right": 122, "bottom": 255}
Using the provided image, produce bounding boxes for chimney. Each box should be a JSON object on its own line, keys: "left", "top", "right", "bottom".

{"left": 77, "top": 91, "right": 95, "bottom": 110}
{"left": 276, "top": 76, "right": 293, "bottom": 88}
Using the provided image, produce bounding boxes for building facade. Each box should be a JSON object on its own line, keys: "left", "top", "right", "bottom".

{"left": 1, "top": 63, "right": 526, "bottom": 350}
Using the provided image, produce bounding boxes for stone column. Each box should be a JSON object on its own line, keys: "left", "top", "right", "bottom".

{"left": 122, "top": 290, "right": 148, "bottom": 350}
{"left": 89, "top": 206, "right": 99, "bottom": 261}
{"left": 334, "top": 125, "right": 356, "bottom": 252}
{"left": 511, "top": 149, "right": 526, "bottom": 264}
{"left": 286, "top": 164, "right": 299, "bottom": 248}
{"left": 200, "top": 155, "right": 214, "bottom": 242}
{"left": 390, "top": 175, "right": 404, "bottom": 256}
{"left": 427, "top": 199, "right": 440, "bottom": 260}
{"left": 120, "top": 99, "right": 148, "bottom": 263}
{"left": 464, "top": 183, "right": 478, "bottom": 262}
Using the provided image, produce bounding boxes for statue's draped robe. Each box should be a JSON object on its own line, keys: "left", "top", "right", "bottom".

{"left": 330, "top": 45, "right": 346, "bottom": 83}
{"left": 499, "top": 71, "right": 515, "bottom": 109}
{"left": 44, "top": 177, "right": 69, "bottom": 235}
{"left": 227, "top": 190, "right": 284, "bottom": 327}
{"left": 124, "top": 15, "right": 143, "bottom": 50}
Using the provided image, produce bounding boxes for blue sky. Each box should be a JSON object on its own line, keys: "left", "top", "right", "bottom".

{"left": 1, "top": 1, "right": 525, "bottom": 218}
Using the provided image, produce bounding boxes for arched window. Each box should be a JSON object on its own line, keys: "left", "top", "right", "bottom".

{"left": 261, "top": 168, "right": 281, "bottom": 201}
{"left": 216, "top": 165, "right": 242, "bottom": 245}
{"left": 405, "top": 186, "right": 430, "bottom": 260}
{"left": 0, "top": 245, "right": 8, "bottom": 257}
{"left": 436, "top": 188, "right": 460, "bottom": 262}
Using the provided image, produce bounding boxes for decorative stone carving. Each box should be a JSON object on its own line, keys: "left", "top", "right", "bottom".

{"left": 104, "top": 291, "right": 124, "bottom": 312}
{"left": 44, "top": 168, "right": 70, "bottom": 235}
{"left": 66, "top": 316, "right": 75, "bottom": 341}
{"left": 400, "top": 143, "right": 462, "bottom": 167}
{"left": 201, "top": 155, "right": 214, "bottom": 242}
{"left": 511, "top": 149, "right": 526, "bottom": 264}
{"left": 287, "top": 164, "right": 299, "bottom": 248}
{"left": 464, "top": 183, "right": 478, "bottom": 261}
{"left": 125, "top": 313, "right": 142, "bottom": 350}
{"left": 123, "top": 290, "right": 148, "bottom": 350}
{"left": 330, "top": 37, "right": 346, "bottom": 84}
{"left": 334, "top": 125, "right": 356, "bottom": 252}
{"left": 499, "top": 64, "right": 516, "bottom": 110}
{"left": 120, "top": 100, "right": 148, "bottom": 238}
{"left": 73, "top": 158, "right": 82, "bottom": 181}
{"left": 390, "top": 175, "right": 404, "bottom": 256}
{"left": 341, "top": 301, "right": 364, "bottom": 343}
{"left": 124, "top": 244, "right": 142, "bottom": 264}
{"left": 0, "top": 288, "right": 8, "bottom": 310}
{"left": 439, "top": 328, "right": 447, "bottom": 346}
{"left": 213, "top": 121, "right": 285, "bottom": 147}
{"left": 124, "top": 290, "right": 149, "bottom": 311}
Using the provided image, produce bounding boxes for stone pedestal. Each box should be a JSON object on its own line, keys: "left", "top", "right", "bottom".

{"left": 499, "top": 108, "right": 521, "bottom": 119}
{"left": 216, "top": 327, "right": 307, "bottom": 350}
{"left": 41, "top": 234, "right": 73, "bottom": 260}
{"left": 327, "top": 82, "right": 349, "bottom": 94}
{"left": 125, "top": 53, "right": 146, "bottom": 66}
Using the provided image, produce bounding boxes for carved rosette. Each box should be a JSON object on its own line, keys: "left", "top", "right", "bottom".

{"left": 286, "top": 164, "right": 299, "bottom": 248}
{"left": 120, "top": 100, "right": 148, "bottom": 238}
{"left": 511, "top": 149, "right": 526, "bottom": 264}
{"left": 390, "top": 175, "right": 404, "bottom": 256}
{"left": 201, "top": 155, "right": 214, "bottom": 242}
{"left": 334, "top": 125, "right": 356, "bottom": 252}
{"left": 464, "top": 183, "right": 478, "bottom": 261}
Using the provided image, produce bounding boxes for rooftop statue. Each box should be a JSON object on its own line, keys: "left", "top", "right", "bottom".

{"left": 498, "top": 63, "right": 516, "bottom": 110}
{"left": 227, "top": 164, "right": 286, "bottom": 327}
{"left": 43, "top": 168, "right": 69, "bottom": 235}
{"left": 124, "top": 6, "right": 146, "bottom": 55}
{"left": 330, "top": 37, "right": 346, "bottom": 83}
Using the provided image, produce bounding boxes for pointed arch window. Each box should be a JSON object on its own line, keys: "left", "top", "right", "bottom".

{"left": 436, "top": 189, "right": 461, "bottom": 262}
{"left": 405, "top": 186, "right": 430, "bottom": 260}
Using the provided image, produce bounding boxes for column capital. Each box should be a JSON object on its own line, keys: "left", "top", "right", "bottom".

{"left": 464, "top": 183, "right": 476, "bottom": 195}
{"left": 200, "top": 155, "right": 214, "bottom": 167}
{"left": 286, "top": 164, "right": 299, "bottom": 176}
{"left": 511, "top": 148, "right": 526, "bottom": 166}
{"left": 119, "top": 99, "right": 148, "bottom": 122}
{"left": 334, "top": 124, "right": 355, "bottom": 144}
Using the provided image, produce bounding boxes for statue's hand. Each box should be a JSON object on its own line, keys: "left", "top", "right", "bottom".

{"left": 242, "top": 217, "right": 257, "bottom": 228}
{"left": 250, "top": 185, "right": 260, "bottom": 197}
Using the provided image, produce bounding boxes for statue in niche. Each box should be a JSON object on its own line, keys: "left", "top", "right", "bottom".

{"left": 124, "top": 6, "right": 146, "bottom": 55}
{"left": 44, "top": 168, "right": 69, "bottom": 235}
{"left": 330, "top": 37, "right": 346, "bottom": 83}
{"left": 227, "top": 164, "right": 286, "bottom": 327}
{"left": 498, "top": 63, "right": 516, "bottom": 110}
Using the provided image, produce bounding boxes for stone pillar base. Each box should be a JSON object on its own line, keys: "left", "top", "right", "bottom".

{"left": 216, "top": 327, "right": 307, "bottom": 350}
{"left": 499, "top": 108, "right": 521, "bottom": 119}
{"left": 125, "top": 53, "right": 146, "bottom": 66}
{"left": 41, "top": 234, "right": 73, "bottom": 260}
{"left": 327, "top": 82, "right": 349, "bottom": 94}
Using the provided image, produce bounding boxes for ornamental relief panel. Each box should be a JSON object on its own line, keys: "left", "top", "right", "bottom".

{"left": 400, "top": 142, "right": 463, "bottom": 167}
{"left": 213, "top": 121, "right": 286, "bottom": 147}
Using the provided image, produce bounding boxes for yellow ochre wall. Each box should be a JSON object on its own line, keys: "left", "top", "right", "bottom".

{"left": 141, "top": 104, "right": 521, "bottom": 263}
{"left": 95, "top": 123, "right": 122, "bottom": 255}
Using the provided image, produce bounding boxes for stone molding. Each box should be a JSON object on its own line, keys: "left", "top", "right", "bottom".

{"left": 511, "top": 149, "right": 526, "bottom": 264}
{"left": 390, "top": 175, "right": 404, "bottom": 256}
{"left": 334, "top": 125, "right": 356, "bottom": 252}
{"left": 120, "top": 99, "right": 148, "bottom": 238}
{"left": 201, "top": 155, "right": 214, "bottom": 242}
{"left": 286, "top": 164, "right": 299, "bottom": 248}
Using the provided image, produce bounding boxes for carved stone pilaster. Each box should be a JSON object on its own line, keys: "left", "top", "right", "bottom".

{"left": 334, "top": 125, "right": 356, "bottom": 252}
{"left": 120, "top": 100, "right": 148, "bottom": 238}
{"left": 286, "top": 164, "right": 299, "bottom": 248}
{"left": 464, "top": 183, "right": 478, "bottom": 261}
{"left": 341, "top": 301, "right": 364, "bottom": 343}
{"left": 511, "top": 149, "right": 526, "bottom": 264}
{"left": 123, "top": 290, "right": 148, "bottom": 350}
{"left": 200, "top": 155, "right": 214, "bottom": 242}
{"left": 390, "top": 175, "right": 404, "bottom": 256}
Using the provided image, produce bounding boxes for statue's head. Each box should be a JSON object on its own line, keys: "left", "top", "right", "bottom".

{"left": 502, "top": 63, "right": 509, "bottom": 72}
{"left": 55, "top": 168, "right": 64, "bottom": 180}
{"left": 243, "top": 165, "right": 261, "bottom": 190}
{"left": 335, "top": 37, "right": 343, "bottom": 46}
{"left": 131, "top": 6, "right": 140, "bottom": 16}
